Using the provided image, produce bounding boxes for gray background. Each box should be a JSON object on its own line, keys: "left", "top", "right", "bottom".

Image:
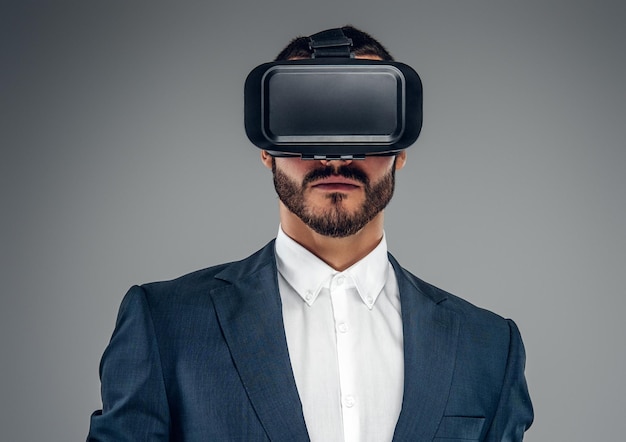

{"left": 2, "top": 1, "right": 624, "bottom": 441}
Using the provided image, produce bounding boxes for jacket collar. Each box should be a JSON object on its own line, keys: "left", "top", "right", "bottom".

{"left": 389, "top": 254, "right": 460, "bottom": 441}
{"left": 210, "top": 240, "right": 310, "bottom": 442}
{"left": 210, "top": 241, "right": 460, "bottom": 441}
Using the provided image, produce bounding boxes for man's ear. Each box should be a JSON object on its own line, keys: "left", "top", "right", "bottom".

{"left": 395, "top": 151, "right": 407, "bottom": 170}
{"left": 261, "top": 150, "right": 273, "bottom": 169}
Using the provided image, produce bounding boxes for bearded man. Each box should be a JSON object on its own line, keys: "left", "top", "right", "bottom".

{"left": 88, "top": 26, "right": 533, "bottom": 442}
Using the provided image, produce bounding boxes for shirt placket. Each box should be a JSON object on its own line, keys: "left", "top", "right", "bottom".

{"left": 329, "top": 273, "right": 360, "bottom": 442}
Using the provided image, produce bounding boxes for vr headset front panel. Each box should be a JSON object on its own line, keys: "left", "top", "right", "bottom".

{"left": 245, "top": 59, "right": 422, "bottom": 158}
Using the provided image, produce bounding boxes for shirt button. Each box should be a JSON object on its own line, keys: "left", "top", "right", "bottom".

{"left": 305, "top": 290, "right": 313, "bottom": 301}
{"left": 336, "top": 275, "right": 345, "bottom": 285}
{"left": 343, "top": 395, "right": 356, "bottom": 408}
{"left": 337, "top": 322, "right": 348, "bottom": 333}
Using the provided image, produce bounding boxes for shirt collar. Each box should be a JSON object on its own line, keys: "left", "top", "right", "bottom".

{"left": 275, "top": 226, "right": 390, "bottom": 310}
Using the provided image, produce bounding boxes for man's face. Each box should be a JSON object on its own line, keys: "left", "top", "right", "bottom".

{"left": 262, "top": 153, "right": 407, "bottom": 238}
{"left": 262, "top": 53, "right": 407, "bottom": 238}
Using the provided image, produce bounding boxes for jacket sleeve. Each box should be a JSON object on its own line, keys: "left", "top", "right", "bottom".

{"left": 87, "top": 286, "right": 171, "bottom": 441}
{"left": 484, "top": 319, "right": 534, "bottom": 441}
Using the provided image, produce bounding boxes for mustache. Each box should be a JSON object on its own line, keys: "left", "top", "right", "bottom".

{"left": 303, "top": 165, "right": 370, "bottom": 187}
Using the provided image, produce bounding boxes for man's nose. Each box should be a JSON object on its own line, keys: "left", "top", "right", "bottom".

{"left": 319, "top": 158, "right": 353, "bottom": 167}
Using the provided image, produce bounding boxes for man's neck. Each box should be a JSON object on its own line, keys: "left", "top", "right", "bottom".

{"left": 278, "top": 203, "right": 385, "bottom": 272}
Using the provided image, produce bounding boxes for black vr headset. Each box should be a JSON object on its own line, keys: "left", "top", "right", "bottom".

{"left": 244, "top": 28, "right": 423, "bottom": 159}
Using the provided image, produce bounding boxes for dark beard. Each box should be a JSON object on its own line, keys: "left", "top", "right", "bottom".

{"left": 272, "top": 159, "right": 396, "bottom": 238}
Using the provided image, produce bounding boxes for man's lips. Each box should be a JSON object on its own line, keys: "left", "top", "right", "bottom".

{"left": 310, "top": 177, "right": 362, "bottom": 191}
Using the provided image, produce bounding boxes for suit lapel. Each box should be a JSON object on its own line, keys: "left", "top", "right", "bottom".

{"left": 389, "top": 256, "right": 460, "bottom": 441}
{"left": 207, "top": 244, "right": 459, "bottom": 441}
{"left": 210, "top": 242, "right": 309, "bottom": 442}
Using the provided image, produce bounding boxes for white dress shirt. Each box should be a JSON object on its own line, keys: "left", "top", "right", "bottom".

{"left": 275, "top": 227, "right": 404, "bottom": 442}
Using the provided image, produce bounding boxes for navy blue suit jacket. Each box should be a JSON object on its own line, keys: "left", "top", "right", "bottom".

{"left": 88, "top": 241, "right": 533, "bottom": 441}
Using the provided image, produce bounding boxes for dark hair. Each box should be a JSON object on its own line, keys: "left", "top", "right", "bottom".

{"left": 274, "top": 25, "right": 394, "bottom": 61}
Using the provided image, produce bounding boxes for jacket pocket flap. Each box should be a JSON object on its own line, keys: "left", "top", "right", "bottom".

{"left": 435, "top": 416, "right": 485, "bottom": 440}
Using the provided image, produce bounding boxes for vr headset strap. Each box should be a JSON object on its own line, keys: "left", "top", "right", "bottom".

{"left": 308, "top": 28, "right": 354, "bottom": 58}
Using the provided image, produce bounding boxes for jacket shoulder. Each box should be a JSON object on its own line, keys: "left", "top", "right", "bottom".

{"left": 138, "top": 240, "right": 276, "bottom": 304}
{"left": 392, "top": 255, "right": 511, "bottom": 330}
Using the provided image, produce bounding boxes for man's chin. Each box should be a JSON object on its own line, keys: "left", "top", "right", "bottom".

{"left": 307, "top": 193, "right": 364, "bottom": 211}
{"left": 306, "top": 205, "right": 363, "bottom": 221}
